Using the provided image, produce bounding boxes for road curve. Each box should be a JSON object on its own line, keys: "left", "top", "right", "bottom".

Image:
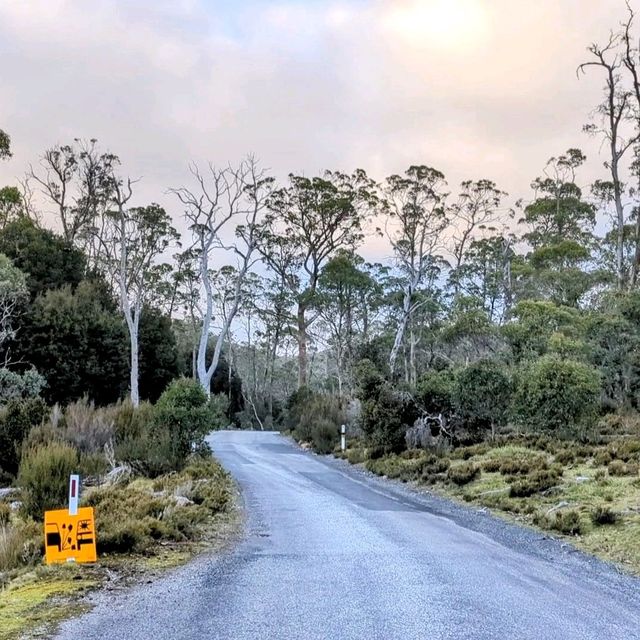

{"left": 55, "top": 430, "right": 640, "bottom": 640}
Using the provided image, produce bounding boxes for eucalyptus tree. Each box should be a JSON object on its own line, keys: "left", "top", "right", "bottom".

{"left": 171, "top": 157, "right": 273, "bottom": 395}
{"left": 29, "top": 139, "right": 118, "bottom": 250}
{"left": 261, "top": 170, "right": 376, "bottom": 388}
{"left": 382, "top": 165, "right": 448, "bottom": 378}
{"left": 93, "top": 173, "right": 178, "bottom": 406}
{"left": 518, "top": 150, "right": 599, "bottom": 306}
{"left": 316, "top": 251, "right": 378, "bottom": 396}
{"left": 579, "top": 38, "right": 637, "bottom": 290}
{"left": 447, "top": 179, "right": 506, "bottom": 297}
{"left": 454, "top": 235, "right": 515, "bottom": 323}
{"left": 0, "top": 129, "right": 10, "bottom": 160}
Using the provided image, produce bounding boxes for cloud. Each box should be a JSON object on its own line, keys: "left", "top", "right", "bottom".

{"left": 0, "top": 0, "right": 632, "bottom": 251}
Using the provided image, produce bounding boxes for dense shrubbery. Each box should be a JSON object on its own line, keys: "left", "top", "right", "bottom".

{"left": 18, "top": 441, "right": 78, "bottom": 519}
{"left": 512, "top": 355, "right": 601, "bottom": 435}
{"left": 355, "top": 359, "right": 420, "bottom": 453}
{"left": 286, "top": 387, "right": 344, "bottom": 454}
{"left": 0, "top": 397, "right": 48, "bottom": 478}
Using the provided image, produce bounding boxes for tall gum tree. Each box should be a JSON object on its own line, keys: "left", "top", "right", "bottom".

{"left": 383, "top": 165, "right": 448, "bottom": 378}
{"left": 171, "top": 157, "right": 272, "bottom": 396}
{"left": 261, "top": 170, "right": 376, "bottom": 388}
{"left": 94, "top": 176, "right": 177, "bottom": 407}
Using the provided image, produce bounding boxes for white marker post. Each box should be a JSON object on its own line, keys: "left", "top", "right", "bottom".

{"left": 341, "top": 424, "right": 346, "bottom": 452}
{"left": 68, "top": 474, "right": 80, "bottom": 516}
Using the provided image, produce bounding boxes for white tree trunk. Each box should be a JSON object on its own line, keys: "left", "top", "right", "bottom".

{"left": 389, "top": 286, "right": 413, "bottom": 377}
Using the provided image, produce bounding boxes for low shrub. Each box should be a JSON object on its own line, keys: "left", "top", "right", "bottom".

{"left": 536, "top": 509, "right": 584, "bottom": 536}
{"left": 345, "top": 448, "right": 367, "bottom": 465}
{"left": 554, "top": 449, "right": 576, "bottom": 465}
{"left": 86, "top": 459, "right": 230, "bottom": 554}
{"left": 63, "top": 398, "right": 115, "bottom": 453}
{"left": 447, "top": 462, "right": 480, "bottom": 486}
{"left": 591, "top": 505, "right": 619, "bottom": 526}
{"left": 509, "top": 469, "right": 560, "bottom": 497}
{"left": 594, "top": 448, "right": 613, "bottom": 466}
{"left": 608, "top": 440, "right": 640, "bottom": 462}
{"left": 608, "top": 460, "right": 639, "bottom": 477}
{"left": 481, "top": 458, "right": 502, "bottom": 473}
{"left": 18, "top": 441, "right": 78, "bottom": 519}
{"left": 0, "top": 397, "right": 48, "bottom": 477}
{"left": 0, "top": 520, "right": 41, "bottom": 572}
{"left": 0, "top": 502, "right": 11, "bottom": 525}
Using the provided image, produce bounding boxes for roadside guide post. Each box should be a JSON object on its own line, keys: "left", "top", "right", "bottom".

{"left": 68, "top": 473, "right": 79, "bottom": 516}
{"left": 341, "top": 424, "right": 346, "bottom": 452}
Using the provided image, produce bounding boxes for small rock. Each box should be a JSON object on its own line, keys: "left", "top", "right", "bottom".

{"left": 174, "top": 496, "right": 194, "bottom": 507}
{"left": 575, "top": 476, "right": 591, "bottom": 483}
{"left": 0, "top": 488, "right": 17, "bottom": 499}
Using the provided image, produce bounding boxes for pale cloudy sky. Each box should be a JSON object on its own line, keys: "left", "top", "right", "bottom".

{"left": 0, "top": 0, "right": 632, "bottom": 254}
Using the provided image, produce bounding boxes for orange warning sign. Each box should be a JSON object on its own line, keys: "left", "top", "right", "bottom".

{"left": 44, "top": 506, "right": 97, "bottom": 564}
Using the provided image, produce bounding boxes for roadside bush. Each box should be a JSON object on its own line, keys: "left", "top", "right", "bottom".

{"left": 0, "top": 397, "right": 48, "bottom": 477}
{"left": 512, "top": 355, "right": 601, "bottom": 435}
{"left": 309, "top": 419, "right": 340, "bottom": 454}
{"left": 113, "top": 399, "right": 154, "bottom": 443}
{"left": 291, "top": 392, "right": 344, "bottom": 453}
{"left": 115, "top": 427, "right": 178, "bottom": 478}
{"left": 591, "top": 505, "right": 619, "bottom": 526}
{"left": 284, "top": 386, "right": 316, "bottom": 432}
{"left": 63, "top": 398, "right": 115, "bottom": 453}
{"left": 0, "top": 520, "right": 41, "bottom": 572}
{"left": 359, "top": 384, "right": 420, "bottom": 453}
{"left": 536, "top": 509, "right": 584, "bottom": 536}
{"left": 447, "top": 462, "right": 480, "bottom": 486}
{"left": 151, "top": 378, "right": 219, "bottom": 473}
{"left": 18, "top": 441, "right": 78, "bottom": 519}
{"left": 453, "top": 360, "right": 512, "bottom": 439}
{"left": 607, "top": 460, "right": 639, "bottom": 477}
{"left": 509, "top": 469, "right": 560, "bottom": 497}
{"left": 416, "top": 368, "right": 456, "bottom": 416}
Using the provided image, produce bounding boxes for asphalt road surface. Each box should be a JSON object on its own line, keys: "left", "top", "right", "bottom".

{"left": 55, "top": 430, "right": 640, "bottom": 640}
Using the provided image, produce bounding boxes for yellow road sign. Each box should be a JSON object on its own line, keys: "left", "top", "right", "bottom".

{"left": 44, "top": 506, "right": 97, "bottom": 564}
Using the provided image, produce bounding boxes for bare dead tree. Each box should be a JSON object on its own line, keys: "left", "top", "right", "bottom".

{"left": 170, "top": 156, "right": 273, "bottom": 395}
{"left": 579, "top": 34, "right": 638, "bottom": 290}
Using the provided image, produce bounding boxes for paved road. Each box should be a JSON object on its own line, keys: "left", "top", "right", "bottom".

{"left": 56, "top": 430, "right": 640, "bottom": 640}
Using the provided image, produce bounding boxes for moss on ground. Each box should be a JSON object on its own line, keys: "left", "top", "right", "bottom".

{"left": 0, "top": 565, "right": 96, "bottom": 640}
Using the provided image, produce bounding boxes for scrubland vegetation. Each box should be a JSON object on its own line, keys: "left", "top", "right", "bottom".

{"left": 0, "top": 379, "right": 232, "bottom": 639}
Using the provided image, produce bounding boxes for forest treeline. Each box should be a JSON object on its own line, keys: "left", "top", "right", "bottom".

{"left": 1, "top": 7, "right": 640, "bottom": 456}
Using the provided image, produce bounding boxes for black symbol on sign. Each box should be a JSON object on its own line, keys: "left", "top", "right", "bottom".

{"left": 45, "top": 520, "right": 94, "bottom": 552}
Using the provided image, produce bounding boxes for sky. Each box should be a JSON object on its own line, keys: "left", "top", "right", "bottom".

{"left": 0, "top": 0, "right": 634, "bottom": 260}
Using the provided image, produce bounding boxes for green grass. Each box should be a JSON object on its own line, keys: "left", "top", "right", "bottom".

{"left": 340, "top": 436, "right": 640, "bottom": 574}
